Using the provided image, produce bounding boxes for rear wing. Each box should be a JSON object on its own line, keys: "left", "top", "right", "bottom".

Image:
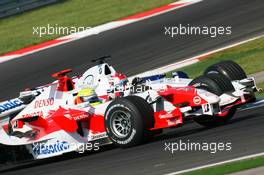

{"left": 0, "top": 98, "right": 26, "bottom": 122}
{"left": 0, "top": 80, "right": 60, "bottom": 123}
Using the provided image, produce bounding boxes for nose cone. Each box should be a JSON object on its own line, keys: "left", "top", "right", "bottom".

{"left": 196, "top": 89, "right": 220, "bottom": 104}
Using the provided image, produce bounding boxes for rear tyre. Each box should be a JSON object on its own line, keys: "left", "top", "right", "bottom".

{"left": 125, "top": 96, "right": 162, "bottom": 136}
{"left": 204, "top": 60, "right": 247, "bottom": 81}
{"left": 105, "top": 96, "right": 154, "bottom": 148}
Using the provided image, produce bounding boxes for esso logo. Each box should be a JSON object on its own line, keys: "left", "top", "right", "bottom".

{"left": 34, "top": 98, "right": 54, "bottom": 108}
{"left": 193, "top": 96, "right": 202, "bottom": 105}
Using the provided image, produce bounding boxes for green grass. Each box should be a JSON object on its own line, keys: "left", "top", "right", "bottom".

{"left": 181, "top": 156, "right": 264, "bottom": 175}
{"left": 0, "top": 0, "right": 177, "bottom": 55}
{"left": 173, "top": 37, "right": 264, "bottom": 79}
{"left": 256, "top": 82, "right": 264, "bottom": 98}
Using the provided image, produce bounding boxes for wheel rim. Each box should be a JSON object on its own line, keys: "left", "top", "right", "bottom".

{"left": 110, "top": 110, "right": 132, "bottom": 138}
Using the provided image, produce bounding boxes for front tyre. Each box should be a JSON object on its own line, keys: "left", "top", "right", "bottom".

{"left": 204, "top": 60, "right": 247, "bottom": 81}
{"left": 189, "top": 74, "right": 234, "bottom": 96}
{"left": 104, "top": 96, "right": 154, "bottom": 148}
{"left": 194, "top": 108, "right": 237, "bottom": 127}
{"left": 189, "top": 74, "right": 236, "bottom": 127}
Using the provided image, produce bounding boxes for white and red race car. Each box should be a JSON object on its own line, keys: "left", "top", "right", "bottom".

{"left": 0, "top": 56, "right": 258, "bottom": 159}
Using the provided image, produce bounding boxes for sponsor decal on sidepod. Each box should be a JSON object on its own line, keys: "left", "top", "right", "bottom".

{"left": 33, "top": 141, "right": 70, "bottom": 156}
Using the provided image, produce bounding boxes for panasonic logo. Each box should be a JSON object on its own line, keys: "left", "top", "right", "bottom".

{"left": 0, "top": 99, "right": 23, "bottom": 114}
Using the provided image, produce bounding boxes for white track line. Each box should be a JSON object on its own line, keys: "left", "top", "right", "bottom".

{"left": 239, "top": 99, "right": 264, "bottom": 111}
{"left": 0, "top": 0, "right": 202, "bottom": 64}
{"left": 130, "top": 34, "right": 264, "bottom": 80}
{"left": 165, "top": 152, "right": 264, "bottom": 175}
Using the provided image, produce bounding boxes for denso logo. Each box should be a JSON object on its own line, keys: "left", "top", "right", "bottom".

{"left": 34, "top": 98, "right": 54, "bottom": 108}
{"left": 0, "top": 99, "right": 23, "bottom": 114}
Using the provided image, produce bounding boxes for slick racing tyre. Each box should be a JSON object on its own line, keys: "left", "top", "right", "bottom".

{"left": 189, "top": 74, "right": 235, "bottom": 127}
{"left": 194, "top": 107, "right": 237, "bottom": 127}
{"left": 205, "top": 60, "right": 256, "bottom": 102}
{"left": 105, "top": 96, "right": 154, "bottom": 148}
{"left": 126, "top": 96, "right": 162, "bottom": 136}
{"left": 204, "top": 60, "right": 247, "bottom": 81}
{"left": 189, "top": 73, "right": 234, "bottom": 96}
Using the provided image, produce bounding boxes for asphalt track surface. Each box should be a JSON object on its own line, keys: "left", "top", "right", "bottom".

{"left": 0, "top": 0, "right": 264, "bottom": 174}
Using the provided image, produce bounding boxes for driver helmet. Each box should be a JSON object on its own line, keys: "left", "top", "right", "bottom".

{"left": 75, "top": 88, "right": 101, "bottom": 106}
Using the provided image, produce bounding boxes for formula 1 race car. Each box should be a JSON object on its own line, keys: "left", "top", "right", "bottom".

{"left": 0, "top": 56, "right": 258, "bottom": 159}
